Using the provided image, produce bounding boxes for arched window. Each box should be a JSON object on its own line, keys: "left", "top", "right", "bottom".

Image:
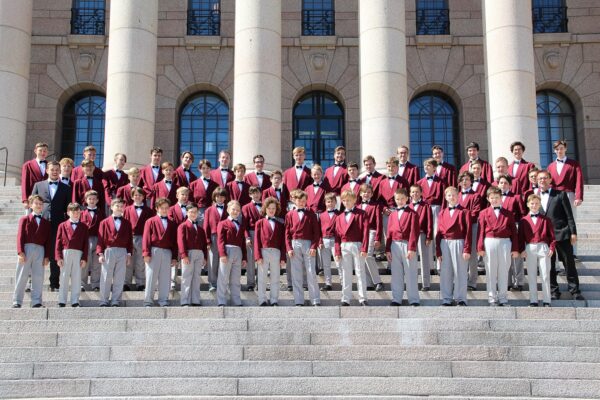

{"left": 187, "top": 0, "right": 220, "bottom": 36}
{"left": 409, "top": 92, "right": 459, "bottom": 170}
{"left": 532, "top": 0, "right": 568, "bottom": 33}
{"left": 71, "top": 0, "right": 106, "bottom": 35}
{"left": 293, "top": 92, "right": 344, "bottom": 169}
{"left": 302, "top": 0, "right": 335, "bottom": 36}
{"left": 416, "top": 0, "right": 450, "bottom": 35}
{"left": 179, "top": 92, "right": 229, "bottom": 168}
{"left": 62, "top": 91, "right": 106, "bottom": 167}
{"left": 537, "top": 90, "right": 577, "bottom": 168}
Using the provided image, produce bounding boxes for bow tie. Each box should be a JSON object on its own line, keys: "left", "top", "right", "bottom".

{"left": 268, "top": 217, "right": 277, "bottom": 222}
{"left": 114, "top": 216, "right": 122, "bottom": 221}
{"left": 367, "top": 173, "right": 373, "bottom": 177}
{"left": 399, "top": 164, "right": 406, "bottom": 168}
{"left": 388, "top": 175, "right": 397, "bottom": 179}
{"left": 426, "top": 176, "right": 434, "bottom": 181}
{"left": 232, "top": 219, "right": 240, "bottom": 225}
{"left": 203, "top": 177, "right": 210, "bottom": 182}
{"left": 313, "top": 183, "right": 320, "bottom": 187}
{"left": 165, "top": 180, "right": 172, "bottom": 184}
{"left": 152, "top": 166, "right": 160, "bottom": 169}
{"left": 274, "top": 188, "right": 281, "bottom": 192}
{"left": 49, "top": 181, "right": 58, "bottom": 186}
{"left": 362, "top": 201, "right": 369, "bottom": 204}
{"left": 61, "top": 177, "right": 69, "bottom": 181}
{"left": 297, "top": 208, "right": 306, "bottom": 213}
{"left": 462, "top": 191, "right": 470, "bottom": 195}
{"left": 541, "top": 190, "right": 549, "bottom": 194}
{"left": 183, "top": 168, "right": 190, "bottom": 172}
{"left": 344, "top": 210, "right": 353, "bottom": 215}
{"left": 135, "top": 206, "right": 144, "bottom": 210}
{"left": 86, "top": 176, "right": 94, "bottom": 180}
{"left": 220, "top": 168, "right": 229, "bottom": 171}
{"left": 335, "top": 163, "right": 344, "bottom": 167}
{"left": 115, "top": 169, "right": 123, "bottom": 174}
{"left": 180, "top": 204, "right": 187, "bottom": 209}
{"left": 216, "top": 205, "right": 224, "bottom": 209}
{"left": 557, "top": 159, "right": 565, "bottom": 163}
{"left": 71, "top": 222, "right": 78, "bottom": 226}
{"left": 349, "top": 179, "right": 357, "bottom": 183}
{"left": 473, "top": 179, "right": 480, "bottom": 183}
{"left": 295, "top": 165, "right": 303, "bottom": 169}
{"left": 397, "top": 206, "right": 407, "bottom": 211}
{"left": 256, "top": 172, "right": 264, "bottom": 176}
{"left": 192, "top": 221, "right": 198, "bottom": 225}
{"left": 531, "top": 213, "right": 540, "bottom": 218}
{"left": 502, "top": 192, "right": 509, "bottom": 196}
{"left": 87, "top": 208, "right": 97, "bottom": 212}
{"left": 514, "top": 161, "right": 520, "bottom": 165}
{"left": 449, "top": 206, "right": 457, "bottom": 210}
{"left": 34, "top": 214, "right": 42, "bottom": 219}
{"left": 413, "top": 202, "right": 420, "bottom": 205}
{"left": 39, "top": 160, "right": 47, "bottom": 164}
{"left": 160, "top": 216, "right": 168, "bottom": 220}
{"left": 254, "top": 203, "right": 262, "bottom": 207}
{"left": 493, "top": 207, "right": 501, "bottom": 210}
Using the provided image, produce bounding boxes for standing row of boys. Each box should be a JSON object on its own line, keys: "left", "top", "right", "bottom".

{"left": 14, "top": 139, "right": 583, "bottom": 307}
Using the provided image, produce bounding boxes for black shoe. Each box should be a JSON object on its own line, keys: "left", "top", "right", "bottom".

{"left": 191, "top": 303, "right": 202, "bottom": 307}
{"left": 457, "top": 301, "right": 467, "bottom": 307}
{"left": 271, "top": 303, "right": 278, "bottom": 307}
{"left": 543, "top": 303, "right": 551, "bottom": 307}
{"left": 218, "top": 304, "right": 225, "bottom": 307}
{"left": 574, "top": 293, "right": 585, "bottom": 301}
{"left": 137, "top": 285, "right": 145, "bottom": 291}
{"left": 181, "top": 304, "right": 190, "bottom": 307}
{"left": 360, "top": 301, "right": 368, "bottom": 306}
{"left": 410, "top": 303, "right": 420, "bottom": 307}
{"left": 80, "top": 286, "right": 86, "bottom": 292}
{"left": 313, "top": 303, "right": 321, "bottom": 307}
{"left": 111, "top": 304, "right": 119, "bottom": 307}
{"left": 390, "top": 301, "right": 401, "bottom": 306}
{"left": 529, "top": 302, "right": 538, "bottom": 307}
{"left": 58, "top": 303, "right": 66, "bottom": 308}
{"left": 32, "top": 303, "right": 42, "bottom": 308}
{"left": 498, "top": 303, "right": 507, "bottom": 307}
{"left": 341, "top": 301, "right": 350, "bottom": 306}
{"left": 420, "top": 286, "right": 430, "bottom": 292}
{"left": 12, "top": 304, "right": 21, "bottom": 308}
{"left": 375, "top": 283, "right": 384, "bottom": 292}
{"left": 441, "top": 302, "right": 452, "bottom": 306}
{"left": 247, "top": 285, "right": 254, "bottom": 292}
{"left": 25, "top": 287, "right": 31, "bottom": 293}
{"left": 72, "top": 303, "right": 80, "bottom": 308}
{"left": 551, "top": 292, "right": 561, "bottom": 300}
{"left": 49, "top": 287, "right": 58, "bottom": 292}
{"left": 100, "top": 304, "right": 108, "bottom": 307}
{"left": 93, "top": 287, "right": 100, "bottom": 292}
{"left": 467, "top": 285, "right": 476, "bottom": 291}
{"left": 123, "top": 284, "right": 131, "bottom": 292}
{"left": 287, "top": 286, "right": 293, "bottom": 292}
{"left": 295, "top": 303, "right": 304, "bottom": 307}
{"left": 430, "top": 269, "right": 438, "bottom": 276}
{"left": 321, "top": 284, "right": 332, "bottom": 292}
{"left": 259, "top": 301, "right": 269, "bottom": 307}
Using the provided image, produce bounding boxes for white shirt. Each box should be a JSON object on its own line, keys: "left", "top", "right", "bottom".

{"left": 48, "top": 179, "right": 59, "bottom": 199}
{"left": 436, "top": 164, "right": 442, "bottom": 176}
{"left": 388, "top": 176, "right": 397, "bottom": 189}
{"left": 115, "top": 168, "right": 122, "bottom": 180}
{"left": 229, "top": 216, "right": 239, "bottom": 231}
{"left": 151, "top": 165, "right": 160, "bottom": 181}
{"left": 512, "top": 161, "right": 520, "bottom": 177}
{"left": 267, "top": 217, "right": 275, "bottom": 231}
{"left": 134, "top": 204, "right": 143, "bottom": 217}
{"left": 426, "top": 175, "right": 434, "bottom": 188}
{"left": 87, "top": 207, "right": 97, "bottom": 217}
{"left": 556, "top": 158, "right": 567, "bottom": 175}
{"left": 37, "top": 159, "right": 46, "bottom": 176}
{"left": 349, "top": 180, "right": 357, "bottom": 191}
{"left": 461, "top": 192, "right": 469, "bottom": 201}
{"left": 61, "top": 176, "right": 70, "bottom": 186}
{"left": 397, "top": 207, "right": 406, "bottom": 221}
{"left": 531, "top": 213, "right": 539, "bottom": 225}
{"left": 179, "top": 203, "right": 187, "bottom": 218}
{"left": 254, "top": 201, "right": 261, "bottom": 212}
{"left": 493, "top": 207, "right": 501, "bottom": 218}
{"left": 333, "top": 165, "right": 341, "bottom": 177}
{"left": 313, "top": 182, "right": 321, "bottom": 194}
{"left": 540, "top": 188, "right": 551, "bottom": 211}
{"left": 344, "top": 208, "right": 353, "bottom": 223}
{"left": 273, "top": 188, "right": 281, "bottom": 200}
{"left": 295, "top": 165, "right": 304, "bottom": 181}
{"left": 202, "top": 176, "right": 209, "bottom": 190}
{"left": 412, "top": 202, "right": 420, "bottom": 211}
{"left": 399, "top": 164, "right": 406, "bottom": 177}
{"left": 87, "top": 178, "right": 94, "bottom": 188}
{"left": 165, "top": 180, "right": 172, "bottom": 192}
{"left": 216, "top": 204, "right": 224, "bottom": 217}
{"left": 113, "top": 216, "right": 122, "bottom": 231}
{"left": 220, "top": 168, "right": 229, "bottom": 186}
{"left": 473, "top": 180, "right": 480, "bottom": 191}
{"left": 160, "top": 217, "right": 168, "bottom": 230}
{"left": 297, "top": 208, "right": 305, "bottom": 221}
{"left": 70, "top": 219, "right": 79, "bottom": 231}
{"left": 183, "top": 169, "right": 190, "bottom": 183}
{"left": 256, "top": 172, "right": 264, "bottom": 188}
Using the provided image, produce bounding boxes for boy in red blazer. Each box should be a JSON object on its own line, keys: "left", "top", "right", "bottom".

{"left": 262, "top": 170, "right": 289, "bottom": 219}
{"left": 142, "top": 198, "right": 178, "bottom": 307}
{"left": 508, "top": 141, "right": 535, "bottom": 196}
{"left": 177, "top": 203, "right": 208, "bottom": 306}
{"left": 432, "top": 145, "right": 457, "bottom": 187}
{"left": 189, "top": 159, "right": 218, "bottom": 226}
{"left": 70, "top": 145, "right": 104, "bottom": 182}
{"left": 56, "top": 203, "right": 89, "bottom": 307}
{"left": 470, "top": 159, "right": 491, "bottom": 208}
{"left": 318, "top": 192, "right": 341, "bottom": 291}
{"left": 217, "top": 200, "right": 248, "bottom": 306}
{"left": 80, "top": 190, "right": 105, "bottom": 292}
{"left": 245, "top": 154, "right": 272, "bottom": 192}
{"left": 457, "top": 171, "right": 483, "bottom": 290}
{"left": 358, "top": 184, "right": 384, "bottom": 292}
{"left": 227, "top": 164, "right": 251, "bottom": 206}
{"left": 519, "top": 194, "right": 556, "bottom": 307}
{"left": 13, "top": 195, "right": 51, "bottom": 308}
{"left": 285, "top": 189, "right": 321, "bottom": 306}
{"left": 460, "top": 141, "right": 494, "bottom": 183}
{"left": 334, "top": 190, "right": 370, "bottom": 306}
{"left": 59, "top": 157, "right": 74, "bottom": 187}
{"left": 418, "top": 158, "right": 445, "bottom": 227}
{"left": 138, "top": 147, "right": 164, "bottom": 198}
{"left": 242, "top": 187, "right": 263, "bottom": 291}
{"left": 116, "top": 167, "right": 141, "bottom": 206}
{"left": 323, "top": 146, "right": 348, "bottom": 195}
{"left": 103, "top": 153, "right": 129, "bottom": 207}
{"left": 409, "top": 185, "right": 434, "bottom": 291}
{"left": 396, "top": 145, "right": 420, "bottom": 186}
{"left": 360, "top": 155, "right": 385, "bottom": 199}
{"left": 21, "top": 142, "right": 49, "bottom": 209}
{"left": 379, "top": 157, "right": 410, "bottom": 255}
{"left": 436, "top": 187, "right": 472, "bottom": 306}
{"left": 96, "top": 199, "right": 133, "bottom": 307}
{"left": 283, "top": 146, "right": 313, "bottom": 192}
{"left": 209, "top": 150, "right": 234, "bottom": 188}
{"left": 340, "top": 162, "right": 362, "bottom": 198}
{"left": 203, "top": 188, "right": 229, "bottom": 291}
{"left": 254, "top": 197, "right": 287, "bottom": 306}
{"left": 522, "top": 168, "right": 539, "bottom": 203}
{"left": 123, "top": 187, "right": 153, "bottom": 291}
{"left": 168, "top": 187, "right": 191, "bottom": 226}
{"left": 73, "top": 160, "right": 106, "bottom": 211}
{"left": 307, "top": 164, "right": 332, "bottom": 214}
{"left": 385, "top": 189, "right": 420, "bottom": 306}
{"left": 174, "top": 151, "right": 197, "bottom": 187}
{"left": 477, "top": 187, "right": 519, "bottom": 306}
{"left": 150, "top": 162, "right": 179, "bottom": 209}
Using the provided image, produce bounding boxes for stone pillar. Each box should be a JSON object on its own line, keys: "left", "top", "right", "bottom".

{"left": 233, "top": 0, "right": 281, "bottom": 170}
{"left": 0, "top": 0, "right": 33, "bottom": 180}
{"left": 483, "top": 0, "right": 540, "bottom": 166}
{"left": 359, "top": 0, "right": 408, "bottom": 168}
{"left": 103, "top": 0, "right": 158, "bottom": 168}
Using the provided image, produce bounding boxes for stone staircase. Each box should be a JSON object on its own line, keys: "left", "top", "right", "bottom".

{"left": 0, "top": 184, "right": 599, "bottom": 398}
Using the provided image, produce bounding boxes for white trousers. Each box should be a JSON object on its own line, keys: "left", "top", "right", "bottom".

{"left": 13, "top": 244, "right": 45, "bottom": 306}
{"left": 340, "top": 242, "right": 367, "bottom": 303}
{"left": 439, "top": 239, "right": 468, "bottom": 304}
{"left": 526, "top": 243, "right": 552, "bottom": 304}
{"left": 290, "top": 239, "right": 320, "bottom": 305}
{"left": 126, "top": 235, "right": 145, "bottom": 286}
{"left": 144, "top": 247, "right": 172, "bottom": 306}
{"left": 390, "top": 240, "right": 419, "bottom": 304}
{"left": 217, "top": 246, "right": 242, "bottom": 306}
{"left": 258, "top": 248, "right": 281, "bottom": 304}
{"left": 417, "top": 232, "right": 433, "bottom": 288}
{"left": 100, "top": 247, "right": 127, "bottom": 306}
{"left": 181, "top": 249, "right": 205, "bottom": 305}
{"left": 319, "top": 237, "right": 338, "bottom": 285}
{"left": 81, "top": 236, "right": 100, "bottom": 289}
{"left": 59, "top": 249, "right": 83, "bottom": 305}
{"left": 484, "top": 238, "right": 511, "bottom": 304}
{"left": 365, "top": 229, "right": 382, "bottom": 286}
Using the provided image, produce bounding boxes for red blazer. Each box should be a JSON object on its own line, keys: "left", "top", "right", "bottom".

{"left": 168, "top": 203, "right": 189, "bottom": 225}
{"left": 360, "top": 171, "right": 385, "bottom": 199}
{"left": 72, "top": 177, "right": 106, "bottom": 210}
{"left": 460, "top": 159, "right": 494, "bottom": 183}
{"left": 177, "top": 219, "right": 208, "bottom": 261}
{"left": 340, "top": 179, "right": 362, "bottom": 197}
{"left": 262, "top": 185, "right": 290, "bottom": 218}
{"left": 283, "top": 166, "right": 313, "bottom": 191}
{"left": 473, "top": 178, "right": 491, "bottom": 207}
{"left": 324, "top": 163, "right": 348, "bottom": 195}
{"left": 400, "top": 162, "right": 420, "bottom": 186}
{"left": 334, "top": 208, "right": 369, "bottom": 255}
{"left": 359, "top": 201, "right": 383, "bottom": 242}
{"left": 284, "top": 209, "right": 320, "bottom": 251}
{"left": 501, "top": 191, "right": 526, "bottom": 221}
{"left": 409, "top": 200, "right": 433, "bottom": 240}
{"left": 116, "top": 184, "right": 139, "bottom": 206}
{"left": 149, "top": 180, "right": 179, "bottom": 209}
{"left": 174, "top": 166, "right": 197, "bottom": 187}
{"left": 306, "top": 181, "right": 332, "bottom": 214}
{"left": 254, "top": 217, "right": 287, "bottom": 262}
{"left": 189, "top": 177, "right": 218, "bottom": 208}
{"left": 319, "top": 209, "right": 339, "bottom": 241}
{"left": 435, "top": 206, "right": 472, "bottom": 257}
{"left": 55, "top": 220, "right": 89, "bottom": 261}
{"left": 80, "top": 207, "right": 106, "bottom": 237}
{"left": 457, "top": 189, "right": 482, "bottom": 224}
{"left": 378, "top": 175, "right": 410, "bottom": 208}
{"left": 210, "top": 168, "right": 235, "bottom": 188}
{"left": 217, "top": 218, "right": 247, "bottom": 261}
{"left": 139, "top": 165, "right": 164, "bottom": 197}
{"left": 418, "top": 175, "right": 445, "bottom": 206}
{"left": 385, "top": 207, "right": 419, "bottom": 252}
{"left": 17, "top": 214, "right": 52, "bottom": 257}
{"left": 242, "top": 201, "right": 262, "bottom": 232}
{"left": 123, "top": 204, "right": 154, "bottom": 236}
{"left": 226, "top": 180, "right": 251, "bottom": 206}
{"left": 71, "top": 166, "right": 103, "bottom": 183}
{"left": 96, "top": 217, "right": 133, "bottom": 254}
{"left": 203, "top": 204, "right": 228, "bottom": 240}
{"left": 508, "top": 159, "right": 534, "bottom": 195}
{"left": 547, "top": 158, "right": 584, "bottom": 201}
{"left": 21, "top": 159, "right": 47, "bottom": 202}
{"left": 245, "top": 171, "right": 272, "bottom": 191}
{"left": 103, "top": 169, "right": 129, "bottom": 206}
{"left": 142, "top": 215, "right": 178, "bottom": 257}
{"left": 476, "top": 207, "right": 519, "bottom": 252}
{"left": 436, "top": 162, "right": 457, "bottom": 187}
{"left": 518, "top": 214, "right": 556, "bottom": 253}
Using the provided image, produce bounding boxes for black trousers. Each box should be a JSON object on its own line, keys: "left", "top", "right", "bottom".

{"left": 550, "top": 239, "right": 580, "bottom": 295}
{"left": 49, "top": 259, "right": 60, "bottom": 289}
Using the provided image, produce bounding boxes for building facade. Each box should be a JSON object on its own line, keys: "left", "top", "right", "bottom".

{"left": 1, "top": 0, "right": 599, "bottom": 182}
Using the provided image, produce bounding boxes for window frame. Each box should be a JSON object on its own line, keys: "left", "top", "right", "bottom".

{"left": 70, "top": 0, "right": 106, "bottom": 35}
{"left": 302, "top": 0, "right": 335, "bottom": 36}
{"left": 536, "top": 90, "right": 578, "bottom": 168}
{"left": 532, "top": 0, "right": 568, "bottom": 34}
{"left": 187, "top": 0, "right": 221, "bottom": 36}
{"left": 416, "top": 0, "right": 450, "bottom": 36}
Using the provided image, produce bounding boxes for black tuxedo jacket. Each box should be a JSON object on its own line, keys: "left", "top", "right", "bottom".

{"left": 542, "top": 189, "right": 577, "bottom": 242}
{"left": 31, "top": 180, "right": 72, "bottom": 227}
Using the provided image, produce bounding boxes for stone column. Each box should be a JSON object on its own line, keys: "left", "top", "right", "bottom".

{"left": 483, "top": 0, "right": 540, "bottom": 166}
{"left": 103, "top": 0, "right": 158, "bottom": 168}
{"left": 233, "top": 0, "right": 281, "bottom": 170}
{"left": 359, "top": 0, "right": 408, "bottom": 168}
{"left": 0, "top": 0, "right": 33, "bottom": 180}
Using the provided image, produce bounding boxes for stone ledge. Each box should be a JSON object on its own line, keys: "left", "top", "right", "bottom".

{"left": 66, "top": 34, "right": 107, "bottom": 48}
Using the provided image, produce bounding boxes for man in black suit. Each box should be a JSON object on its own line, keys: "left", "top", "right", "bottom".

{"left": 32, "top": 161, "right": 72, "bottom": 291}
{"left": 536, "top": 170, "right": 583, "bottom": 300}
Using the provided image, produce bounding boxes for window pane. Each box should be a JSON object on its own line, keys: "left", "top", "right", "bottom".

{"left": 302, "top": 0, "right": 335, "bottom": 36}
{"left": 71, "top": 0, "right": 105, "bottom": 35}
{"left": 187, "top": 0, "right": 221, "bottom": 36}
{"left": 416, "top": 0, "right": 449, "bottom": 35}
{"left": 62, "top": 92, "right": 106, "bottom": 167}
{"left": 532, "top": 0, "right": 567, "bottom": 33}
{"left": 536, "top": 90, "right": 577, "bottom": 168}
